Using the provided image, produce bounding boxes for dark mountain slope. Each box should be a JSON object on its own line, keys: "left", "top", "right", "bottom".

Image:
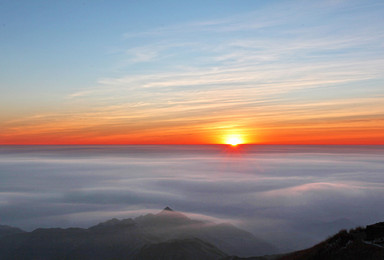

{"left": 279, "top": 226, "right": 384, "bottom": 260}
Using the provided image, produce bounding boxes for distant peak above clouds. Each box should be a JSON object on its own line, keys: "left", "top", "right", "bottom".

{"left": 156, "top": 206, "right": 190, "bottom": 221}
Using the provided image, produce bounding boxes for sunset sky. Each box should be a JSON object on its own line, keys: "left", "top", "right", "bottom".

{"left": 1, "top": 0, "right": 384, "bottom": 144}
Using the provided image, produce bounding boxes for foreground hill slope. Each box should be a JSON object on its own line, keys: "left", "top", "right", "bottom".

{"left": 280, "top": 222, "right": 384, "bottom": 260}
{"left": 223, "top": 222, "right": 384, "bottom": 260}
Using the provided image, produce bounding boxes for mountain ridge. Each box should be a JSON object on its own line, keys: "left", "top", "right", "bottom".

{"left": 2, "top": 208, "right": 383, "bottom": 259}
{"left": 0, "top": 207, "right": 275, "bottom": 259}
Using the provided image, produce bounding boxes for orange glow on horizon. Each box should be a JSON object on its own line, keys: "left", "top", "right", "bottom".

{"left": 1, "top": 124, "right": 384, "bottom": 145}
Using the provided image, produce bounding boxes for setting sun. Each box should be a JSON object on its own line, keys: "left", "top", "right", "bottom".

{"left": 225, "top": 135, "right": 244, "bottom": 146}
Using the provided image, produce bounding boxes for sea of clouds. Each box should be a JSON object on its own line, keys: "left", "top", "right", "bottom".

{"left": 1, "top": 145, "right": 383, "bottom": 252}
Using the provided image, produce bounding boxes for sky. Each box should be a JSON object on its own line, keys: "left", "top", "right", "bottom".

{"left": 1, "top": 0, "right": 384, "bottom": 144}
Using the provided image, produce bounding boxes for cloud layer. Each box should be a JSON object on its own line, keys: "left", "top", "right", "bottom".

{"left": 1, "top": 145, "right": 384, "bottom": 252}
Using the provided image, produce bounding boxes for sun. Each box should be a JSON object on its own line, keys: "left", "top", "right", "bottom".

{"left": 225, "top": 136, "right": 244, "bottom": 146}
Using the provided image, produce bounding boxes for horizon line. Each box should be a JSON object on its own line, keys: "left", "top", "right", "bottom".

{"left": 1, "top": 143, "right": 383, "bottom": 146}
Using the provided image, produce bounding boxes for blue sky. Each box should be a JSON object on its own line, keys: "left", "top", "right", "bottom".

{"left": 1, "top": 0, "right": 384, "bottom": 144}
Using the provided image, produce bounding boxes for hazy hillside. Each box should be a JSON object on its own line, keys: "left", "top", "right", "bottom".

{"left": 134, "top": 238, "right": 227, "bottom": 260}
{"left": 0, "top": 225, "right": 25, "bottom": 238}
{"left": 133, "top": 207, "right": 275, "bottom": 256}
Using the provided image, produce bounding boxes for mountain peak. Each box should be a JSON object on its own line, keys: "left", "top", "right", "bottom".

{"left": 155, "top": 207, "right": 190, "bottom": 221}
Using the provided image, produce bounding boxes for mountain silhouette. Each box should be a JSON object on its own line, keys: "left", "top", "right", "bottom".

{"left": 0, "top": 207, "right": 275, "bottom": 259}
{"left": 1, "top": 210, "right": 384, "bottom": 259}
